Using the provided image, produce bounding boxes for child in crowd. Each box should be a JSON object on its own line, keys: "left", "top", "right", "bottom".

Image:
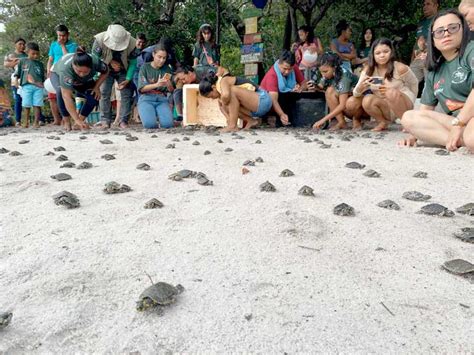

{"left": 193, "top": 24, "right": 220, "bottom": 68}
{"left": 353, "top": 38, "right": 418, "bottom": 131}
{"left": 137, "top": 44, "right": 174, "bottom": 129}
{"left": 410, "top": 35, "right": 428, "bottom": 95}
{"left": 292, "top": 25, "right": 324, "bottom": 80}
{"left": 14, "top": 42, "right": 45, "bottom": 128}
{"left": 310, "top": 52, "right": 358, "bottom": 130}
{"left": 199, "top": 72, "right": 272, "bottom": 132}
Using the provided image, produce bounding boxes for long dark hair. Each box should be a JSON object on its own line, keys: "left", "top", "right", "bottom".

{"left": 196, "top": 24, "right": 216, "bottom": 48}
{"left": 426, "top": 9, "right": 470, "bottom": 72}
{"left": 359, "top": 27, "right": 375, "bottom": 50}
{"left": 366, "top": 38, "right": 396, "bottom": 80}
{"left": 297, "top": 25, "right": 315, "bottom": 45}
{"left": 199, "top": 71, "right": 218, "bottom": 96}
{"left": 73, "top": 46, "right": 93, "bottom": 68}
{"left": 336, "top": 20, "right": 350, "bottom": 37}
{"left": 317, "top": 52, "right": 343, "bottom": 85}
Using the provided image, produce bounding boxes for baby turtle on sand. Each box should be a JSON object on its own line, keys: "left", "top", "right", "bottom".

{"left": 18, "top": 140, "right": 29, "bottom": 144}
{"left": 101, "top": 154, "right": 116, "bottom": 161}
{"left": 455, "top": 203, "right": 474, "bottom": 216}
{"left": 47, "top": 135, "right": 60, "bottom": 140}
{"left": 255, "top": 140, "right": 262, "bottom": 144}
{"left": 345, "top": 162, "right": 365, "bottom": 169}
{"left": 100, "top": 139, "right": 113, "bottom": 144}
{"left": 203, "top": 150, "right": 211, "bottom": 155}
{"left": 172, "top": 138, "right": 180, "bottom": 142}
{"left": 136, "top": 279, "right": 184, "bottom": 315}
{"left": 363, "top": 169, "right": 381, "bottom": 178}
{"left": 56, "top": 154, "right": 68, "bottom": 162}
{"left": 217, "top": 139, "right": 224, "bottom": 143}
{"left": 103, "top": 181, "right": 131, "bottom": 194}
{"left": 53, "top": 191, "right": 80, "bottom": 209}
{"left": 333, "top": 203, "right": 355, "bottom": 216}
{"left": 435, "top": 149, "right": 449, "bottom": 156}
{"left": 79, "top": 136, "right": 87, "bottom": 140}
{"left": 176, "top": 169, "right": 195, "bottom": 178}
{"left": 402, "top": 191, "right": 431, "bottom": 201}
{"left": 418, "top": 203, "right": 454, "bottom": 217}
{"left": 298, "top": 185, "right": 315, "bottom": 197}
{"left": 320, "top": 144, "right": 331, "bottom": 149}
{"left": 151, "top": 134, "right": 158, "bottom": 138}
{"left": 45, "top": 151, "right": 55, "bottom": 156}
{"left": 0, "top": 312, "right": 12, "bottom": 329}
{"left": 454, "top": 227, "right": 474, "bottom": 244}
{"left": 168, "top": 173, "right": 183, "bottom": 181}
{"left": 192, "top": 140, "right": 200, "bottom": 146}
{"left": 77, "top": 162, "right": 93, "bottom": 170}
{"left": 60, "top": 162, "right": 76, "bottom": 168}
{"left": 197, "top": 176, "right": 213, "bottom": 186}
{"left": 442, "top": 259, "right": 474, "bottom": 275}
{"left": 126, "top": 136, "right": 138, "bottom": 141}
{"left": 0, "top": 148, "right": 9, "bottom": 154}
{"left": 144, "top": 198, "right": 164, "bottom": 209}
{"left": 137, "top": 163, "right": 151, "bottom": 171}
{"left": 255, "top": 157, "right": 264, "bottom": 163}
{"left": 182, "top": 137, "right": 190, "bottom": 141}
{"left": 9, "top": 151, "right": 22, "bottom": 156}
{"left": 243, "top": 160, "right": 255, "bottom": 166}
{"left": 413, "top": 171, "right": 428, "bottom": 178}
{"left": 165, "top": 143, "right": 175, "bottom": 149}
{"left": 51, "top": 173, "right": 72, "bottom": 181}
{"left": 224, "top": 147, "right": 233, "bottom": 152}
{"left": 260, "top": 181, "right": 276, "bottom": 192}
{"left": 377, "top": 200, "right": 400, "bottom": 210}
{"left": 279, "top": 169, "right": 295, "bottom": 177}
{"left": 53, "top": 146, "right": 66, "bottom": 151}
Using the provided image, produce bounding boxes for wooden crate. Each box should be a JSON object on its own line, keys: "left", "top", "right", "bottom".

{"left": 183, "top": 84, "right": 227, "bottom": 127}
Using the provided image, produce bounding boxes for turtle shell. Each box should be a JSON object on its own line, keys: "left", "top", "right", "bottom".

{"left": 138, "top": 282, "right": 184, "bottom": 309}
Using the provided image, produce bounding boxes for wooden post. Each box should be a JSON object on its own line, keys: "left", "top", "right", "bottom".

{"left": 241, "top": 6, "right": 264, "bottom": 84}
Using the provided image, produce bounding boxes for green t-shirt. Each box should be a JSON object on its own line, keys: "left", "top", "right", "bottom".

{"left": 317, "top": 68, "right": 358, "bottom": 94}
{"left": 138, "top": 62, "right": 173, "bottom": 94}
{"left": 53, "top": 53, "right": 108, "bottom": 90}
{"left": 192, "top": 42, "right": 220, "bottom": 66}
{"left": 421, "top": 42, "right": 474, "bottom": 116}
{"left": 416, "top": 17, "right": 433, "bottom": 40}
{"left": 15, "top": 58, "right": 45, "bottom": 87}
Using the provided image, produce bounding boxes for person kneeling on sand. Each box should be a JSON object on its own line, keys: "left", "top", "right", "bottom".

{"left": 199, "top": 72, "right": 272, "bottom": 132}
{"left": 399, "top": 9, "right": 474, "bottom": 152}
{"left": 309, "top": 52, "right": 358, "bottom": 130}
{"left": 351, "top": 38, "right": 418, "bottom": 131}
{"left": 50, "top": 47, "right": 109, "bottom": 130}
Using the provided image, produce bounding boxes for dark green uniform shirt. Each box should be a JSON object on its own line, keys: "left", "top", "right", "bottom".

{"left": 421, "top": 42, "right": 474, "bottom": 116}
{"left": 52, "top": 53, "right": 108, "bottom": 90}
{"left": 138, "top": 63, "right": 173, "bottom": 95}
{"left": 15, "top": 58, "right": 45, "bottom": 87}
{"left": 192, "top": 42, "right": 220, "bottom": 66}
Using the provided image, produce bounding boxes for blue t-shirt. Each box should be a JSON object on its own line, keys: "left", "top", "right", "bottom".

{"left": 48, "top": 40, "right": 78, "bottom": 65}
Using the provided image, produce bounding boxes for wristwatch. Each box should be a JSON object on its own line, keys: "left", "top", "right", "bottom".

{"left": 451, "top": 117, "right": 467, "bottom": 127}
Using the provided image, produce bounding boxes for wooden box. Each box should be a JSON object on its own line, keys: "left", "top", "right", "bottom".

{"left": 183, "top": 84, "right": 227, "bottom": 127}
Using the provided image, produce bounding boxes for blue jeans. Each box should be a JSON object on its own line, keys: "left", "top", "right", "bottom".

{"left": 11, "top": 86, "right": 22, "bottom": 123}
{"left": 100, "top": 71, "right": 133, "bottom": 124}
{"left": 50, "top": 72, "right": 98, "bottom": 119}
{"left": 138, "top": 94, "right": 173, "bottom": 129}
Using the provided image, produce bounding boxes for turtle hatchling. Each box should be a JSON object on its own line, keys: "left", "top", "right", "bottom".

{"left": 260, "top": 181, "right": 276, "bottom": 192}
{"left": 413, "top": 171, "right": 428, "bottom": 178}
{"left": 100, "top": 139, "right": 113, "bottom": 144}
{"left": 56, "top": 154, "right": 68, "bottom": 161}
{"left": 197, "top": 176, "right": 213, "bottom": 186}
{"left": 136, "top": 282, "right": 184, "bottom": 315}
{"left": 192, "top": 140, "right": 200, "bottom": 146}
{"left": 103, "top": 181, "right": 131, "bottom": 194}
{"left": 298, "top": 185, "right": 314, "bottom": 197}
{"left": 402, "top": 191, "right": 431, "bottom": 201}
{"left": 0, "top": 148, "right": 9, "bottom": 154}
{"left": 204, "top": 150, "right": 211, "bottom": 155}
{"left": 363, "top": 169, "right": 381, "bottom": 178}
{"left": 454, "top": 227, "right": 474, "bottom": 244}
{"left": 217, "top": 139, "right": 224, "bottom": 143}
{"left": 53, "top": 146, "right": 66, "bottom": 151}
{"left": 165, "top": 143, "right": 175, "bottom": 149}
{"left": 255, "top": 157, "right": 264, "bottom": 163}
{"left": 51, "top": 173, "right": 72, "bottom": 181}
{"left": 177, "top": 169, "right": 195, "bottom": 178}
{"left": 9, "top": 151, "right": 22, "bottom": 156}
{"left": 442, "top": 259, "right": 474, "bottom": 275}
{"left": 418, "top": 203, "right": 454, "bottom": 217}
{"left": 144, "top": 198, "right": 164, "bottom": 209}
{"left": 455, "top": 203, "right": 474, "bottom": 216}
{"left": 435, "top": 149, "right": 449, "bottom": 156}
{"left": 126, "top": 136, "right": 138, "bottom": 141}
{"left": 60, "top": 162, "right": 76, "bottom": 168}
{"left": 279, "top": 169, "right": 294, "bottom": 177}
{"left": 0, "top": 312, "right": 12, "bottom": 329}
{"left": 168, "top": 173, "right": 183, "bottom": 181}
{"left": 53, "top": 191, "right": 80, "bottom": 209}
{"left": 137, "top": 163, "right": 151, "bottom": 171}
{"left": 224, "top": 147, "right": 233, "bottom": 152}
{"left": 77, "top": 162, "right": 93, "bottom": 170}
{"left": 243, "top": 160, "right": 255, "bottom": 166}
{"left": 182, "top": 137, "right": 190, "bottom": 141}
{"left": 377, "top": 200, "right": 400, "bottom": 210}
{"left": 45, "top": 151, "right": 55, "bottom": 156}
{"left": 345, "top": 162, "right": 365, "bottom": 169}
{"left": 333, "top": 203, "right": 355, "bottom": 216}
{"left": 19, "top": 140, "right": 29, "bottom": 144}
{"left": 101, "top": 154, "right": 116, "bottom": 161}
{"left": 255, "top": 140, "right": 262, "bottom": 144}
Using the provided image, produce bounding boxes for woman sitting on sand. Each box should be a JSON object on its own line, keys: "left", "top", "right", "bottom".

{"left": 310, "top": 52, "right": 359, "bottom": 131}
{"left": 199, "top": 72, "right": 272, "bottom": 132}
{"left": 399, "top": 9, "right": 474, "bottom": 152}
{"left": 137, "top": 44, "right": 174, "bottom": 129}
{"left": 50, "top": 46, "right": 109, "bottom": 130}
{"left": 351, "top": 38, "right": 418, "bottom": 131}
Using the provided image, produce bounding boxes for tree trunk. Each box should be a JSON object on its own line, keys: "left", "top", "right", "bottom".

{"left": 282, "top": 8, "right": 292, "bottom": 50}
{"left": 289, "top": 6, "right": 298, "bottom": 44}
{"left": 216, "top": 0, "right": 221, "bottom": 45}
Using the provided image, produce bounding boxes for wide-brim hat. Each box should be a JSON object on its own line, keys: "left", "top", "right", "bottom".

{"left": 103, "top": 24, "right": 131, "bottom": 51}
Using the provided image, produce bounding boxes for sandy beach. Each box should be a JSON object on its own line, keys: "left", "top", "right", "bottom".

{"left": 0, "top": 125, "right": 472, "bottom": 353}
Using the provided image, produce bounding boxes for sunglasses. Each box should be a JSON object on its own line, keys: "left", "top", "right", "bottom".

{"left": 432, "top": 23, "right": 462, "bottom": 39}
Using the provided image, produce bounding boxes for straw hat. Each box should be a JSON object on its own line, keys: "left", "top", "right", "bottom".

{"left": 103, "top": 24, "right": 131, "bottom": 51}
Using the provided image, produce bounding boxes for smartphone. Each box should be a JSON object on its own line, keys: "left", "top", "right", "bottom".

{"left": 371, "top": 77, "right": 383, "bottom": 85}
{"left": 162, "top": 73, "right": 172, "bottom": 81}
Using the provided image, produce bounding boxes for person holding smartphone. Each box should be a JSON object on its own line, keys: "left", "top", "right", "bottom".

{"left": 351, "top": 38, "right": 418, "bottom": 131}
{"left": 137, "top": 44, "right": 174, "bottom": 129}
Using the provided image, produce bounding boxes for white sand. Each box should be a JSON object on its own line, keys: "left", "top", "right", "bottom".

{"left": 0, "top": 125, "right": 472, "bottom": 353}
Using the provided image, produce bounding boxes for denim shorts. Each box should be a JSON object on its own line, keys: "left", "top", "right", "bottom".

{"left": 21, "top": 84, "right": 44, "bottom": 108}
{"left": 251, "top": 88, "right": 272, "bottom": 117}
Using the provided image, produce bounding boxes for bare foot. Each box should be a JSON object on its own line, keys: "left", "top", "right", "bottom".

{"left": 94, "top": 122, "right": 110, "bottom": 130}
{"left": 119, "top": 122, "right": 129, "bottom": 129}
{"left": 32, "top": 122, "right": 40, "bottom": 128}
{"left": 220, "top": 126, "right": 240, "bottom": 133}
{"left": 52, "top": 120, "right": 62, "bottom": 126}
{"left": 243, "top": 118, "right": 261, "bottom": 130}
{"left": 329, "top": 122, "right": 347, "bottom": 131}
{"left": 371, "top": 122, "right": 389, "bottom": 132}
{"left": 352, "top": 119, "right": 362, "bottom": 131}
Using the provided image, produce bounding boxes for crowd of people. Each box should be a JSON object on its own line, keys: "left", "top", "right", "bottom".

{"left": 2, "top": 0, "right": 474, "bottom": 152}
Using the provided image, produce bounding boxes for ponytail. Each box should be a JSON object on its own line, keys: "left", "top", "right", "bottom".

{"left": 199, "top": 72, "right": 218, "bottom": 96}
{"left": 73, "top": 46, "right": 93, "bottom": 68}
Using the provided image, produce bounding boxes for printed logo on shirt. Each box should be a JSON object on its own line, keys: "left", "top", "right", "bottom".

{"left": 452, "top": 66, "right": 468, "bottom": 84}
{"left": 64, "top": 76, "right": 73, "bottom": 85}
{"left": 434, "top": 78, "right": 445, "bottom": 96}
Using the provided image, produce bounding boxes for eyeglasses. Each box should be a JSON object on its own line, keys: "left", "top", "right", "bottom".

{"left": 432, "top": 23, "right": 462, "bottom": 39}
